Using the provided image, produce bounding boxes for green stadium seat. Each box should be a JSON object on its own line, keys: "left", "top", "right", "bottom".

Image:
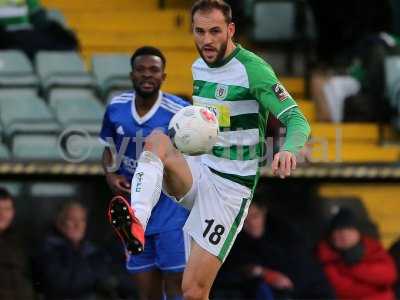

{"left": 385, "top": 56, "right": 400, "bottom": 130}
{"left": 35, "top": 51, "right": 96, "bottom": 91}
{"left": 49, "top": 88, "right": 104, "bottom": 134}
{"left": 12, "top": 134, "right": 62, "bottom": 160}
{"left": 106, "top": 89, "right": 132, "bottom": 103}
{"left": 30, "top": 182, "right": 78, "bottom": 198}
{"left": 59, "top": 133, "right": 104, "bottom": 161}
{"left": 0, "top": 143, "right": 10, "bottom": 160}
{"left": 0, "top": 88, "right": 37, "bottom": 99}
{"left": 46, "top": 9, "right": 67, "bottom": 27}
{"left": 0, "top": 93, "right": 60, "bottom": 138}
{"left": 12, "top": 132, "right": 103, "bottom": 162}
{"left": 0, "top": 50, "right": 39, "bottom": 88}
{"left": 0, "top": 181, "right": 23, "bottom": 197}
{"left": 91, "top": 54, "right": 132, "bottom": 98}
{"left": 52, "top": 131, "right": 104, "bottom": 162}
{"left": 252, "top": 1, "right": 296, "bottom": 42}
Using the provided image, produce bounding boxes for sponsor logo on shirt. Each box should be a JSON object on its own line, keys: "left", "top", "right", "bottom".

{"left": 117, "top": 125, "right": 125, "bottom": 135}
{"left": 122, "top": 155, "right": 137, "bottom": 174}
{"left": 116, "top": 125, "right": 125, "bottom": 135}
{"left": 272, "top": 83, "right": 290, "bottom": 101}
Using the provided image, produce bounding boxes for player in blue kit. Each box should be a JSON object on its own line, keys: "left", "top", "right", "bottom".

{"left": 99, "top": 46, "right": 190, "bottom": 300}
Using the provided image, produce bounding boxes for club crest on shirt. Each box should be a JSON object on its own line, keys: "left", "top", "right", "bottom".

{"left": 215, "top": 84, "right": 229, "bottom": 100}
{"left": 272, "top": 83, "right": 290, "bottom": 101}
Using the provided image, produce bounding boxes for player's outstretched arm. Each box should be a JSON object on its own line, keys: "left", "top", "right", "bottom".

{"left": 272, "top": 107, "right": 311, "bottom": 178}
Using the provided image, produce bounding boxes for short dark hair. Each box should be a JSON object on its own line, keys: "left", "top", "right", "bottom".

{"left": 191, "top": 0, "right": 232, "bottom": 24}
{"left": 130, "top": 46, "right": 166, "bottom": 70}
{"left": 56, "top": 200, "right": 87, "bottom": 224}
{"left": 0, "top": 187, "right": 12, "bottom": 201}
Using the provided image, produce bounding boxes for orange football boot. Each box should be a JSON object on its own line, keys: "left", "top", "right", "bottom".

{"left": 108, "top": 195, "right": 145, "bottom": 255}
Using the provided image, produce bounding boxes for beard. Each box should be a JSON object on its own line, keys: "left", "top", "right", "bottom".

{"left": 196, "top": 37, "right": 228, "bottom": 65}
{"left": 133, "top": 81, "right": 160, "bottom": 99}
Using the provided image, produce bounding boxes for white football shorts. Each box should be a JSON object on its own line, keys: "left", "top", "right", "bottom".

{"left": 178, "top": 155, "right": 253, "bottom": 262}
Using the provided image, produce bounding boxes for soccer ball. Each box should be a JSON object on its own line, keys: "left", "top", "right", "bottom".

{"left": 168, "top": 106, "right": 219, "bottom": 155}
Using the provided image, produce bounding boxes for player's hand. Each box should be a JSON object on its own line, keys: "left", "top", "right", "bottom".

{"left": 272, "top": 151, "right": 296, "bottom": 179}
{"left": 263, "top": 269, "right": 294, "bottom": 290}
{"left": 106, "top": 173, "right": 131, "bottom": 195}
{"left": 243, "top": 264, "right": 264, "bottom": 278}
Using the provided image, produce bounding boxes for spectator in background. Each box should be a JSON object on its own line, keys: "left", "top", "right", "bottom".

{"left": 222, "top": 197, "right": 334, "bottom": 300}
{"left": 317, "top": 208, "right": 397, "bottom": 300}
{"left": 0, "top": 0, "right": 78, "bottom": 59}
{"left": 308, "top": 0, "right": 392, "bottom": 66}
{"left": 389, "top": 236, "right": 400, "bottom": 299}
{"left": 33, "top": 200, "right": 117, "bottom": 300}
{"left": 393, "top": 0, "right": 400, "bottom": 35}
{"left": 0, "top": 187, "right": 35, "bottom": 300}
{"left": 309, "top": 0, "right": 397, "bottom": 123}
{"left": 310, "top": 33, "right": 400, "bottom": 123}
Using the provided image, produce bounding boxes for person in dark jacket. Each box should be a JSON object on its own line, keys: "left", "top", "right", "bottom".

{"left": 0, "top": 187, "right": 35, "bottom": 300}
{"left": 222, "top": 198, "right": 334, "bottom": 300}
{"left": 317, "top": 208, "right": 397, "bottom": 300}
{"left": 33, "top": 200, "right": 116, "bottom": 300}
{"left": 389, "top": 236, "right": 400, "bottom": 299}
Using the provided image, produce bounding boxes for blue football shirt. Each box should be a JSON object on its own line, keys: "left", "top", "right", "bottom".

{"left": 99, "top": 91, "right": 190, "bottom": 235}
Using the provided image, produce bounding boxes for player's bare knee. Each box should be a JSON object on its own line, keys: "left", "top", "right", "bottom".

{"left": 143, "top": 131, "right": 172, "bottom": 162}
{"left": 182, "top": 282, "right": 207, "bottom": 300}
{"left": 182, "top": 286, "right": 205, "bottom": 300}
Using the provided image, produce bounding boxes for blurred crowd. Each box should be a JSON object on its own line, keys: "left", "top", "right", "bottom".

{"left": 0, "top": 186, "right": 137, "bottom": 300}
{"left": 308, "top": 0, "right": 400, "bottom": 124}
{"left": 2, "top": 184, "right": 400, "bottom": 300}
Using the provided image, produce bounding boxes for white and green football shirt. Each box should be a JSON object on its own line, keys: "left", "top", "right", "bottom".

{"left": 192, "top": 44, "right": 310, "bottom": 190}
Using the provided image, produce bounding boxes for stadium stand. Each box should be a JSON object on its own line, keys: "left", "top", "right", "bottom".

{"left": 0, "top": 182, "right": 23, "bottom": 197}
{"left": 252, "top": 1, "right": 296, "bottom": 42}
{"left": 48, "top": 88, "right": 104, "bottom": 134}
{"left": 40, "top": 0, "right": 197, "bottom": 97}
{"left": 0, "top": 143, "right": 10, "bottom": 160}
{"left": 91, "top": 54, "right": 131, "bottom": 99}
{"left": 61, "top": 135, "right": 104, "bottom": 161}
{"left": 46, "top": 9, "right": 67, "bottom": 26}
{"left": 1, "top": 0, "right": 395, "bottom": 165}
{"left": 385, "top": 55, "right": 400, "bottom": 130}
{"left": 30, "top": 182, "right": 78, "bottom": 198}
{"left": 40, "top": 0, "right": 159, "bottom": 12}
{"left": 0, "top": 50, "right": 39, "bottom": 88}
{"left": 0, "top": 93, "right": 60, "bottom": 139}
{"left": 35, "top": 51, "right": 95, "bottom": 92}
{"left": 12, "top": 134, "right": 61, "bottom": 160}
{"left": 11, "top": 133, "right": 103, "bottom": 162}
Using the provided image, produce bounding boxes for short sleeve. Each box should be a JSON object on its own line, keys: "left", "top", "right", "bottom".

{"left": 99, "top": 107, "right": 115, "bottom": 146}
{"left": 248, "top": 62, "right": 298, "bottom": 120}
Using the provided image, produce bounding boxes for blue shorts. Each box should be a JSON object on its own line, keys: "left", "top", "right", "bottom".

{"left": 126, "top": 228, "right": 190, "bottom": 274}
